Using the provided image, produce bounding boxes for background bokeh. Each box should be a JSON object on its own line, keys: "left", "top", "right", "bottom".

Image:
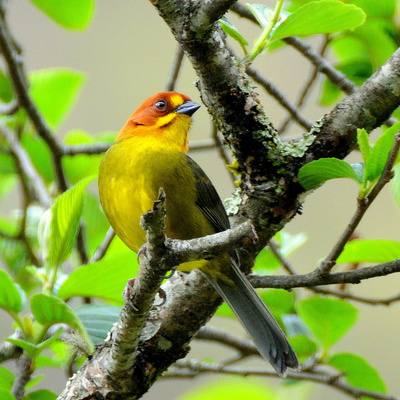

{"left": 1, "top": 1, "right": 400, "bottom": 399}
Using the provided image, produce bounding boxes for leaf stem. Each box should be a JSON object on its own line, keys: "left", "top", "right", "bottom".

{"left": 248, "top": 0, "right": 284, "bottom": 61}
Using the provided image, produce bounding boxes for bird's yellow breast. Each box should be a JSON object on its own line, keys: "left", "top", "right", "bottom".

{"left": 98, "top": 136, "right": 215, "bottom": 272}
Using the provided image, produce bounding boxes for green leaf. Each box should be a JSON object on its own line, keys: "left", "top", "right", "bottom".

{"left": 25, "top": 375, "right": 44, "bottom": 390}
{"left": 319, "top": 77, "right": 343, "bottom": 106}
{"left": 0, "top": 174, "right": 16, "bottom": 201}
{"left": 366, "top": 122, "right": 400, "bottom": 182}
{"left": 337, "top": 239, "right": 400, "bottom": 264}
{"left": 219, "top": 16, "right": 248, "bottom": 50}
{"left": 0, "top": 366, "right": 14, "bottom": 391}
{"left": 176, "top": 378, "right": 277, "bottom": 400}
{"left": 349, "top": 0, "right": 396, "bottom": 18}
{"left": 298, "top": 158, "right": 361, "bottom": 190}
{"left": 0, "top": 389, "right": 15, "bottom": 400}
{"left": 62, "top": 130, "right": 102, "bottom": 184}
{"left": 328, "top": 353, "right": 387, "bottom": 398}
{"left": 357, "top": 128, "right": 371, "bottom": 164}
{"left": 0, "top": 71, "right": 13, "bottom": 103}
{"left": 44, "top": 177, "right": 93, "bottom": 267}
{"left": 253, "top": 248, "right": 280, "bottom": 271}
{"left": 246, "top": 4, "right": 291, "bottom": 29}
{"left": 24, "top": 389, "right": 57, "bottom": 400}
{"left": 58, "top": 251, "right": 138, "bottom": 304}
{"left": 76, "top": 304, "right": 121, "bottom": 344}
{"left": 254, "top": 231, "right": 307, "bottom": 272}
{"left": 21, "top": 132, "right": 54, "bottom": 183}
{"left": 296, "top": 296, "right": 358, "bottom": 350}
{"left": 289, "top": 335, "right": 318, "bottom": 360}
{"left": 0, "top": 269, "right": 23, "bottom": 313}
{"left": 353, "top": 21, "right": 397, "bottom": 69}
{"left": 29, "top": 68, "right": 85, "bottom": 130}
{"left": 269, "top": 0, "right": 366, "bottom": 42}
{"left": 390, "top": 163, "right": 400, "bottom": 209}
{"left": 28, "top": 0, "right": 94, "bottom": 30}
{"left": 260, "top": 289, "right": 295, "bottom": 316}
{"left": 30, "top": 294, "right": 85, "bottom": 334}
{"left": 5, "top": 338, "right": 38, "bottom": 359}
{"left": 81, "top": 193, "right": 110, "bottom": 256}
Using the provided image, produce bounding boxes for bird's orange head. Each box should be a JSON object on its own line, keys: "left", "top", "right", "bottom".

{"left": 117, "top": 92, "right": 201, "bottom": 152}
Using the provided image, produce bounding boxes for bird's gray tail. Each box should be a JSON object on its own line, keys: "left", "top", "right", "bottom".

{"left": 208, "top": 264, "right": 299, "bottom": 376}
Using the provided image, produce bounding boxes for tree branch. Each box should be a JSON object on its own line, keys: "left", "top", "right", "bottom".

{"left": 250, "top": 258, "right": 400, "bottom": 289}
{"left": 318, "top": 132, "right": 400, "bottom": 274}
{"left": 0, "top": 9, "right": 68, "bottom": 192}
{"left": 166, "top": 359, "right": 397, "bottom": 400}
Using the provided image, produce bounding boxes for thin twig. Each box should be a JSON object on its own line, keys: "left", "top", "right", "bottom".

{"left": 195, "top": 325, "right": 258, "bottom": 356}
{"left": 0, "top": 99, "right": 18, "bottom": 115}
{"left": 247, "top": 66, "right": 312, "bottom": 131}
{"left": 211, "top": 123, "right": 232, "bottom": 169}
{"left": 62, "top": 139, "right": 216, "bottom": 156}
{"left": 0, "top": 9, "right": 68, "bottom": 192}
{"left": 90, "top": 227, "right": 115, "bottom": 262}
{"left": 165, "top": 45, "right": 185, "bottom": 92}
{"left": 268, "top": 240, "right": 297, "bottom": 275}
{"left": 278, "top": 35, "right": 330, "bottom": 134}
{"left": 318, "top": 132, "right": 400, "bottom": 274}
{"left": 309, "top": 286, "right": 400, "bottom": 306}
{"left": 249, "top": 258, "right": 400, "bottom": 289}
{"left": 166, "top": 359, "right": 397, "bottom": 400}
{"left": 0, "top": 121, "right": 50, "bottom": 207}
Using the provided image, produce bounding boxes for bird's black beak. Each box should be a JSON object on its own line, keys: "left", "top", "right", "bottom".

{"left": 175, "top": 101, "right": 201, "bottom": 116}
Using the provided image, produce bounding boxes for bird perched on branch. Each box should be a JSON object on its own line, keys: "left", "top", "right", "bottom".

{"left": 98, "top": 91, "right": 298, "bottom": 375}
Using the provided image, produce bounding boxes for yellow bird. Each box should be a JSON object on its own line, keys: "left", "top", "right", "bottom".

{"left": 98, "top": 91, "right": 298, "bottom": 375}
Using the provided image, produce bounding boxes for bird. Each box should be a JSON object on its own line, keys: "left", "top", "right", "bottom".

{"left": 98, "top": 91, "right": 299, "bottom": 375}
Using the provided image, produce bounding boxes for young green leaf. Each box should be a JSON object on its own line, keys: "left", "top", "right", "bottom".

{"left": 0, "top": 269, "right": 24, "bottom": 314}
{"left": 328, "top": 353, "right": 387, "bottom": 396}
{"left": 30, "top": 294, "right": 86, "bottom": 334}
{"left": 298, "top": 158, "right": 362, "bottom": 190}
{"left": 0, "top": 389, "right": 15, "bottom": 400}
{"left": 366, "top": 122, "right": 400, "bottom": 182}
{"left": 296, "top": 296, "right": 358, "bottom": 350}
{"left": 0, "top": 366, "right": 14, "bottom": 391}
{"left": 246, "top": 4, "right": 291, "bottom": 29}
{"left": 28, "top": 0, "right": 94, "bottom": 30}
{"left": 269, "top": 0, "right": 366, "bottom": 42}
{"left": 24, "top": 389, "right": 57, "bottom": 400}
{"left": 43, "top": 177, "right": 93, "bottom": 267}
{"left": 29, "top": 68, "right": 85, "bottom": 130}
{"left": 337, "top": 239, "right": 400, "bottom": 264}
{"left": 76, "top": 304, "right": 121, "bottom": 344}
{"left": 5, "top": 338, "right": 38, "bottom": 359}
{"left": 289, "top": 335, "right": 318, "bottom": 360}
{"left": 58, "top": 251, "right": 138, "bottom": 303}
{"left": 62, "top": 130, "right": 103, "bottom": 184}
{"left": 350, "top": 0, "right": 396, "bottom": 18}
{"left": 390, "top": 163, "right": 400, "bottom": 209}
{"left": 21, "top": 132, "right": 54, "bottom": 183}
{"left": 357, "top": 128, "right": 371, "bottom": 164}
{"left": 219, "top": 16, "right": 248, "bottom": 51}
{"left": 0, "top": 71, "right": 13, "bottom": 103}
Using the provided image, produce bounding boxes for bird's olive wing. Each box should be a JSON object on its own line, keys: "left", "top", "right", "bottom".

{"left": 185, "top": 155, "right": 230, "bottom": 233}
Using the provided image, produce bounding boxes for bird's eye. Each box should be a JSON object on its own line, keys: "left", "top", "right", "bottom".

{"left": 155, "top": 100, "right": 167, "bottom": 111}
